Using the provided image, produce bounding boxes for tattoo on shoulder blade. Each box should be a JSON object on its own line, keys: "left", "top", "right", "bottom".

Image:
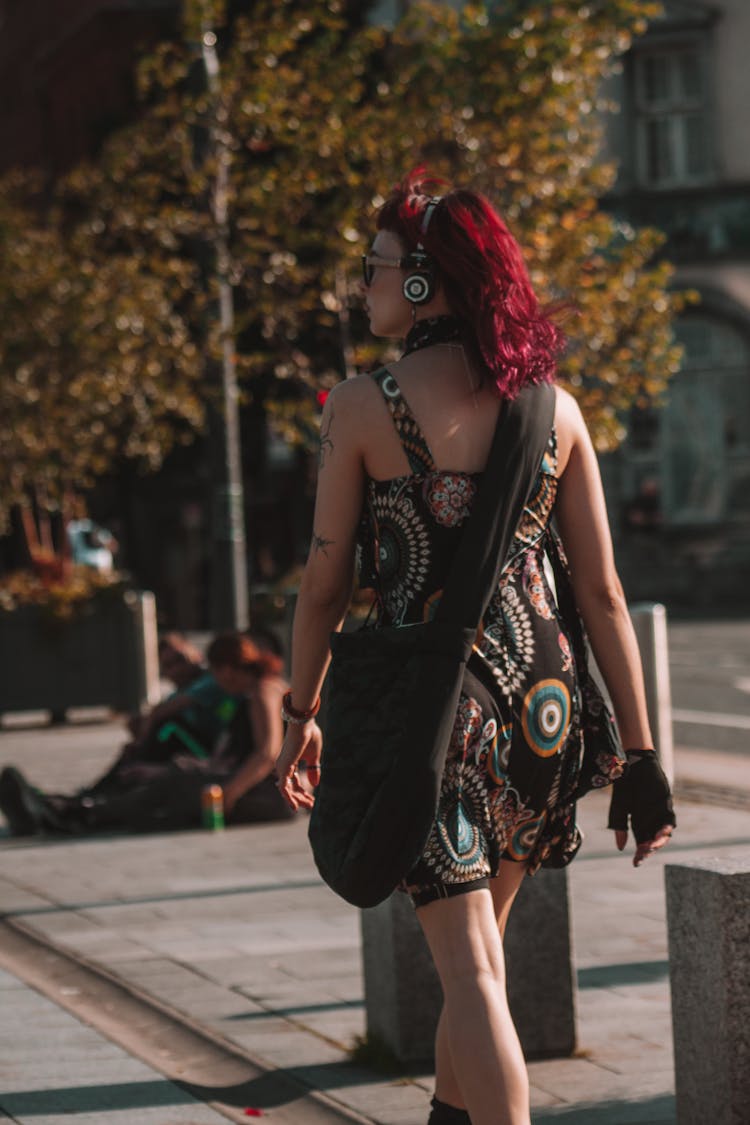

{"left": 319, "top": 407, "right": 334, "bottom": 469}
{"left": 312, "top": 531, "right": 335, "bottom": 556}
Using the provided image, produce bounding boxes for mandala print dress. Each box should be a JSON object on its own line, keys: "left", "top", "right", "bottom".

{"left": 358, "top": 368, "right": 585, "bottom": 904}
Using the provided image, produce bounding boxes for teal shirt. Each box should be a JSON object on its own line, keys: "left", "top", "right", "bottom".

{"left": 176, "top": 674, "right": 239, "bottom": 743}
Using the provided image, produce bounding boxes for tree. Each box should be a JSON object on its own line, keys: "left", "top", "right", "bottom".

{"left": 0, "top": 0, "right": 689, "bottom": 532}
{"left": 0, "top": 174, "right": 203, "bottom": 534}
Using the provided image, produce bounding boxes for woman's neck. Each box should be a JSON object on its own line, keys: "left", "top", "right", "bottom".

{"left": 402, "top": 314, "right": 462, "bottom": 357}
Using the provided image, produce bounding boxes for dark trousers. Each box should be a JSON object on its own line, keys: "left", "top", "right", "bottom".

{"left": 52, "top": 767, "right": 294, "bottom": 835}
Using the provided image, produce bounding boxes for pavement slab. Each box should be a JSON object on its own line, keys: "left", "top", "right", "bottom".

{"left": 0, "top": 969, "right": 241, "bottom": 1125}
{"left": 2, "top": 718, "right": 750, "bottom": 1123}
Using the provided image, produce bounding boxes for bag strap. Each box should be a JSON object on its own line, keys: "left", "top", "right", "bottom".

{"left": 371, "top": 367, "right": 437, "bottom": 475}
{"left": 435, "top": 382, "right": 556, "bottom": 630}
{"left": 544, "top": 526, "right": 589, "bottom": 671}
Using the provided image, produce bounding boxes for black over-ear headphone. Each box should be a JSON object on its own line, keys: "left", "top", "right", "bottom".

{"left": 402, "top": 197, "right": 440, "bottom": 306}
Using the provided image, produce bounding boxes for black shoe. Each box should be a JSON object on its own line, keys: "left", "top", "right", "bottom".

{"left": 0, "top": 767, "right": 46, "bottom": 836}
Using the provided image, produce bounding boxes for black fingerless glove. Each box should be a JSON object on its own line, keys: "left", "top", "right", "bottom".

{"left": 607, "top": 749, "right": 676, "bottom": 844}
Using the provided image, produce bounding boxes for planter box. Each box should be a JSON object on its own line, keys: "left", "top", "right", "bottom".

{"left": 0, "top": 590, "right": 160, "bottom": 718}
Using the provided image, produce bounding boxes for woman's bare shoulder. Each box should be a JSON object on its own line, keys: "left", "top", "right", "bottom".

{"left": 553, "top": 385, "right": 588, "bottom": 475}
{"left": 327, "top": 371, "right": 383, "bottom": 407}
{"left": 554, "top": 384, "right": 584, "bottom": 426}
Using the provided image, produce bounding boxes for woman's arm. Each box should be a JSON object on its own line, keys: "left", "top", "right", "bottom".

{"left": 275, "top": 379, "right": 368, "bottom": 807}
{"left": 134, "top": 693, "right": 195, "bottom": 746}
{"left": 554, "top": 388, "right": 652, "bottom": 749}
{"left": 554, "top": 388, "right": 673, "bottom": 864}
{"left": 223, "top": 679, "right": 285, "bottom": 814}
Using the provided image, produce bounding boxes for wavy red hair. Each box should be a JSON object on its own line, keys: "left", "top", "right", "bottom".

{"left": 376, "top": 170, "right": 565, "bottom": 397}
{"left": 206, "top": 632, "right": 283, "bottom": 679}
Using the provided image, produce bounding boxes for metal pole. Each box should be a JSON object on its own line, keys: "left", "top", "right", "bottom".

{"left": 335, "top": 267, "right": 357, "bottom": 379}
{"left": 630, "top": 602, "right": 675, "bottom": 785}
{"left": 201, "top": 28, "right": 249, "bottom": 631}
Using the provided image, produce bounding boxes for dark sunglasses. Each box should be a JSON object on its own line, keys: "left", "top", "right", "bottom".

{"left": 360, "top": 253, "right": 406, "bottom": 287}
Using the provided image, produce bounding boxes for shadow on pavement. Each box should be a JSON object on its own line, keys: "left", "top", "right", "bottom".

{"left": 0, "top": 878, "right": 322, "bottom": 915}
{"left": 182, "top": 1058, "right": 432, "bottom": 1110}
{"left": 227, "top": 999, "right": 363, "bottom": 1021}
{"left": 532, "top": 1093, "right": 675, "bottom": 1124}
{"left": 0, "top": 1078, "right": 199, "bottom": 1115}
{"left": 577, "top": 959, "right": 668, "bottom": 989}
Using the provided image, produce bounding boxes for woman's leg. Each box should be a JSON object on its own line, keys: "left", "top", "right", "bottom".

{"left": 417, "top": 864, "right": 531, "bottom": 1125}
{"left": 430, "top": 863, "right": 528, "bottom": 1114}
{"left": 489, "top": 860, "right": 528, "bottom": 941}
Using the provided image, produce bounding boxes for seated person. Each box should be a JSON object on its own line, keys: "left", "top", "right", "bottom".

{"left": 123, "top": 633, "right": 238, "bottom": 764}
{"left": 0, "top": 632, "right": 296, "bottom": 835}
{"left": 82, "top": 633, "right": 239, "bottom": 800}
{"left": 126, "top": 632, "right": 205, "bottom": 742}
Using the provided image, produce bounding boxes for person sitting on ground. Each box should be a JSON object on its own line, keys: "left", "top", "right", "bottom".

{"left": 126, "top": 633, "right": 205, "bottom": 743}
{"left": 77, "top": 633, "right": 239, "bottom": 803}
{"left": 122, "top": 632, "right": 238, "bottom": 764}
{"left": 0, "top": 632, "right": 296, "bottom": 836}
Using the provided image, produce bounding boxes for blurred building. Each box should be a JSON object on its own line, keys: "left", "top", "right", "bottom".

{"left": 0, "top": 1, "right": 179, "bottom": 176}
{"left": 600, "top": 0, "right": 750, "bottom": 608}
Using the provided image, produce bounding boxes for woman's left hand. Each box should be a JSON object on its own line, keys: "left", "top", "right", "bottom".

{"left": 615, "top": 824, "right": 673, "bottom": 867}
{"left": 609, "top": 751, "right": 676, "bottom": 867}
{"left": 275, "top": 721, "right": 323, "bottom": 810}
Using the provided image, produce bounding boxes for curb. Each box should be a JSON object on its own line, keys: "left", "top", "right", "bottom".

{"left": 674, "top": 778, "right": 750, "bottom": 811}
{"left": 0, "top": 915, "right": 375, "bottom": 1125}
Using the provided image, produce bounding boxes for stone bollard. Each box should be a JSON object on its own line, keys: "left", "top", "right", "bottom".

{"left": 629, "top": 602, "right": 674, "bottom": 784}
{"left": 361, "top": 890, "right": 441, "bottom": 1063}
{"left": 665, "top": 856, "right": 750, "bottom": 1125}
{"left": 360, "top": 867, "right": 575, "bottom": 1063}
{"left": 505, "top": 866, "right": 576, "bottom": 1058}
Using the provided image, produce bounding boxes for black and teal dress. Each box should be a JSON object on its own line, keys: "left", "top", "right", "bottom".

{"left": 357, "top": 368, "right": 585, "bottom": 902}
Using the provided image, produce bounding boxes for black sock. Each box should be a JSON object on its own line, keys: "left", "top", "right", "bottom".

{"left": 428, "top": 1096, "right": 471, "bottom": 1124}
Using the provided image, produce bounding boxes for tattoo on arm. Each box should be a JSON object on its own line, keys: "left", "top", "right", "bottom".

{"left": 312, "top": 531, "right": 335, "bottom": 556}
{"left": 319, "top": 408, "right": 334, "bottom": 469}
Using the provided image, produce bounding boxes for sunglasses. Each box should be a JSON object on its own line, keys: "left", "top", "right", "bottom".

{"left": 361, "top": 253, "right": 406, "bottom": 287}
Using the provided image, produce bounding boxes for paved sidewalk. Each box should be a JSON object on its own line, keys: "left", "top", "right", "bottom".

{"left": 1, "top": 717, "right": 750, "bottom": 1124}
{"left": 0, "top": 966, "right": 236, "bottom": 1125}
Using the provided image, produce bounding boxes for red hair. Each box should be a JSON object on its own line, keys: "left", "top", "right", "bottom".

{"left": 376, "top": 170, "right": 565, "bottom": 397}
{"left": 206, "top": 632, "right": 283, "bottom": 679}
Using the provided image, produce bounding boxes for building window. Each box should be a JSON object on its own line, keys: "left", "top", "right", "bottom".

{"left": 663, "top": 317, "right": 750, "bottom": 524}
{"left": 622, "top": 315, "right": 750, "bottom": 528}
{"left": 633, "top": 46, "right": 713, "bottom": 188}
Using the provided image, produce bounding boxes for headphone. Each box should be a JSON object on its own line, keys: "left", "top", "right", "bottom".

{"left": 402, "top": 197, "right": 440, "bottom": 306}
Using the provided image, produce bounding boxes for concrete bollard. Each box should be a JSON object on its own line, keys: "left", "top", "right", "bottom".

{"left": 505, "top": 867, "right": 576, "bottom": 1058}
{"left": 361, "top": 891, "right": 441, "bottom": 1063}
{"left": 360, "top": 867, "right": 576, "bottom": 1063}
{"left": 134, "top": 590, "right": 161, "bottom": 708}
{"left": 629, "top": 602, "right": 674, "bottom": 784}
{"left": 665, "top": 856, "right": 750, "bottom": 1125}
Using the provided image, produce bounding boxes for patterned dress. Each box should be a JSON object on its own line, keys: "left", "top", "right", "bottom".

{"left": 358, "top": 368, "right": 583, "bottom": 900}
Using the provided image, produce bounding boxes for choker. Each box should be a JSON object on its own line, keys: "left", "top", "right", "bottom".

{"left": 403, "top": 315, "right": 462, "bottom": 356}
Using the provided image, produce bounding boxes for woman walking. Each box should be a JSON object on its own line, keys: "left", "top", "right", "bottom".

{"left": 275, "top": 171, "right": 675, "bottom": 1125}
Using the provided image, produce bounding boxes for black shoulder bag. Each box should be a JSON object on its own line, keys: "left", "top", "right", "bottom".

{"left": 308, "top": 383, "right": 556, "bottom": 908}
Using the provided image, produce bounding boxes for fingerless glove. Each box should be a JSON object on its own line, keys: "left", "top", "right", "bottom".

{"left": 607, "top": 749, "right": 676, "bottom": 843}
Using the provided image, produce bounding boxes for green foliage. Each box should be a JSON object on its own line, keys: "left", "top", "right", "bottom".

{"left": 0, "top": 174, "right": 203, "bottom": 527}
{"left": 0, "top": 0, "right": 690, "bottom": 527}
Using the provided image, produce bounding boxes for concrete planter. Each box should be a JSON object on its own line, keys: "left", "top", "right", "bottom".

{"left": 0, "top": 590, "right": 160, "bottom": 719}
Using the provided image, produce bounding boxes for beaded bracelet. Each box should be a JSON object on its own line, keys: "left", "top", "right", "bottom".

{"left": 281, "top": 691, "right": 321, "bottom": 725}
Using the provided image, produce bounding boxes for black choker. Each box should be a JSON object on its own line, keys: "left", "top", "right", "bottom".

{"left": 403, "top": 315, "right": 462, "bottom": 356}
